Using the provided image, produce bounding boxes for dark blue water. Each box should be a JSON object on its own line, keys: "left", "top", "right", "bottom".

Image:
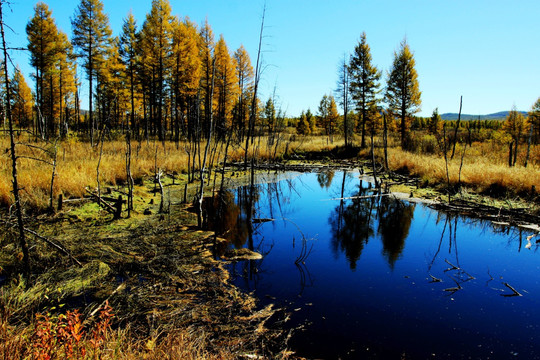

{"left": 213, "top": 171, "right": 540, "bottom": 359}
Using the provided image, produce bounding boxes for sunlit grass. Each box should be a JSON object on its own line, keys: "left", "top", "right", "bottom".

{"left": 1, "top": 132, "right": 539, "bottom": 211}
{"left": 379, "top": 142, "right": 540, "bottom": 196}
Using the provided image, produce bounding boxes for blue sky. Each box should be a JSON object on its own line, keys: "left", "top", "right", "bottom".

{"left": 3, "top": 0, "right": 540, "bottom": 117}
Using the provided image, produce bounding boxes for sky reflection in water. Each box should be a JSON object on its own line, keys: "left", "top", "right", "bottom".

{"left": 210, "top": 171, "right": 540, "bottom": 359}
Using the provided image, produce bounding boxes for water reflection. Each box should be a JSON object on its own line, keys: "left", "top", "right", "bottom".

{"left": 329, "top": 179, "right": 375, "bottom": 269}
{"left": 377, "top": 196, "right": 415, "bottom": 268}
{"left": 203, "top": 170, "right": 540, "bottom": 359}
{"left": 316, "top": 170, "right": 335, "bottom": 189}
{"left": 328, "top": 174, "right": 415, "bottom": 270}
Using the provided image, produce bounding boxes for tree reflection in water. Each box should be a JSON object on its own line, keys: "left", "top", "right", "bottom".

{"left": 329, "top": 174, "right": 415, "bottom": 270}
{"left": 317, "top": 170, "right": 335, "bottom": 189}
{"left": 377, "top": 196, "right": 415, "bottom": 268}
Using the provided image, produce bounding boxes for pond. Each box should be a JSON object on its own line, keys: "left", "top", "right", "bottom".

{"left": 208, "top": 170, "right": 540, "bottom": 359}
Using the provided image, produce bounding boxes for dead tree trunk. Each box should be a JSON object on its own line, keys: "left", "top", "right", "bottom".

{"left": 450, "top": 96, "right": 462, "bottom": 160}
{"left": 96, "top": 124, "right": 106, "bottom": 206}
{"left": 508, "top": 141, "right": 514, "bottom": 167}
{"left": 156, "top": 170, "right": 164, "bottom": 214}
{"left": 1, "top": 3, "right": 30, "bottom": 275}
{"left": 48, "top": 139, "right": 58, "bottom": 212}
{"left": 370, "top": 131, "right": 378, "bottom": 188}
{"left": 244, "top": 5, "right": 265, "bottom": 170}
{"left": 525, "top": 123, "right": 533, "bottom": 168}
{"left": 197, "top": 59, "right": 216, "bottom": 228}
{"left": 125, "top": 130, "right": 134, "bottom": 217}
{"left": 383, "top": 110, "right": 389, "bottom": 170}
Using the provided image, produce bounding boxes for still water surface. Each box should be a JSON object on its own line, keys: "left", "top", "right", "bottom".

{"left": 211, "top": 171, "right": 540, "bottom": 359}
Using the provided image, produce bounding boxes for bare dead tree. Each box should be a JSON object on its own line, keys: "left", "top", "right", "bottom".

{"left": 1, "top": 1, "right": 30, "bottom": 275}
{"left": 197, "top": 59, "right": 216, "bottom": 228}
{"left": 244, "top": 4, "right": 265, "bottom": 170}
{"left": 48, "top": 139, "right": 58, "bottom": 211}
{"left": 382, "top": 110, "right": 389, "bottom": 170}
{"left": 450, "top": 95, "right": 462, "bottom": 160}
{"left": 125, "top": 130, "right": 134, "bottom": 217}
{"left": 96, "top": 123, "right": 106, "bottom": 206}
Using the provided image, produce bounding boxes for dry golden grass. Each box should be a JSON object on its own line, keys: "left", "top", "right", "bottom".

{"left": 1, "top": 132, "right": 539, "bottom": 211}
{"left": 0, "top": 135, "right": 194, "bottom": 210}
{"left": 380, "top": 143, "right": 540, "bottom": 196}
{"left": 0, "top": 133, "right": 343, "bottom": 210}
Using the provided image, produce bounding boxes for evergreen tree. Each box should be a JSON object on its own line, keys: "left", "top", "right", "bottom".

{"left": 296, "top": 110, "right": 310, "bottom": 135}
{"left": 427, "top": 108, "right": 443, "bottom": 137}
{"left": 263, "top": 97, "right": 276, "bottom": 134}
{"left": 385, "top": 38, "right": 421, "bottom": 148}
{"left": 305, "top": 108, "right": 316, "bottom": 134}
{"left": 349, "top": 32, "right": 381, "bottom": 148}
{"left": 71, "top": 0, "right": 112, "bottom": 144}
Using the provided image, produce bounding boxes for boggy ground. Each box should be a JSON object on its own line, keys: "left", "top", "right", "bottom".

{"left": 0, "top": 176, "right": 292, "bottom": 359}
{"left": 1, "top": 153, "right": 539, "bottom": 359}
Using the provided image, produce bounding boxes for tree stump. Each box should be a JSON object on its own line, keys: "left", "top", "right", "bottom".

{"left": 57, "top": 194, "right": 63, "bottom": 211}
{"left": 114, "top": 195, "right": 122, "bottom": 220}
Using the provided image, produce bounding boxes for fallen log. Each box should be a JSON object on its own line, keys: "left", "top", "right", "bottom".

{"left": 85, "top": 188, "right": 117, "bottom": 215}
{"left": 0, "top": 219, "right": 82, "bottom": 267}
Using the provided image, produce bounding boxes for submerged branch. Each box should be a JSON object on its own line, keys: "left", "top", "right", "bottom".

{"left": 502, "top": 282, "right": 522, "bottom": 297}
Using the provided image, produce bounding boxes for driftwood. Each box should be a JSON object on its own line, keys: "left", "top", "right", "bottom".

{"left": 324, "top": 193, "right": 391, "bottom": 201}
{"left": 228, "top": 161, "right": 359, "bottom": 173}
{"left": 85, "top": 188, "right": 122, "bottom": 219}
{"left": 252, "top": 218, "right": 275, "bottom": 223}
{"left": 502, "top": 282, "right": 522, "bottom": 297}
{"left": 431, "top": 198, "right": 540, "bottom": 226}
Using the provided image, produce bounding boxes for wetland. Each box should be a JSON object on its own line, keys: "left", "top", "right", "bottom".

{"left": 209, "top": 169, "right": 540, "bottom": 359}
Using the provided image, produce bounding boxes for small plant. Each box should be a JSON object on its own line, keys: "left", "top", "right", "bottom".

{"left": 30, "top": 302, "right": 113, "bottom": 359}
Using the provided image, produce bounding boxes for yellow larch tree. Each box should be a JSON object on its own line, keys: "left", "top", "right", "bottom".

{"left": 171, "top": 17, "right": 201, "bottom": 142}
{"left": 233, "top": 45, "right": 254, "bottom": 140}
{"left": 213, "top": 35, "right": 239, "bottom": 138}
{"left": 55, "top": 30, "right": 78, "bottom": 136}
{"left": 119, "top": 11, "right": 141, "bottom": 133}
{"left": 140, "top": 0, "right": 174, "bottom": 140}
{"left": 504, "top": 106, "right": 527, "bottom": 167}
{"left": 11, "top": 67, "right": 34, "bottom": 129}
{"left": 198, "top": 18, "right": 215, "bottom": 136}
{"left": 26, "top": 1, "right": 60, "bottom": 138}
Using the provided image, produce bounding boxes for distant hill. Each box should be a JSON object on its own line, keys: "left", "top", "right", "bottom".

{"left": 440, "top": 111, "right": 528, "bottom": 121}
